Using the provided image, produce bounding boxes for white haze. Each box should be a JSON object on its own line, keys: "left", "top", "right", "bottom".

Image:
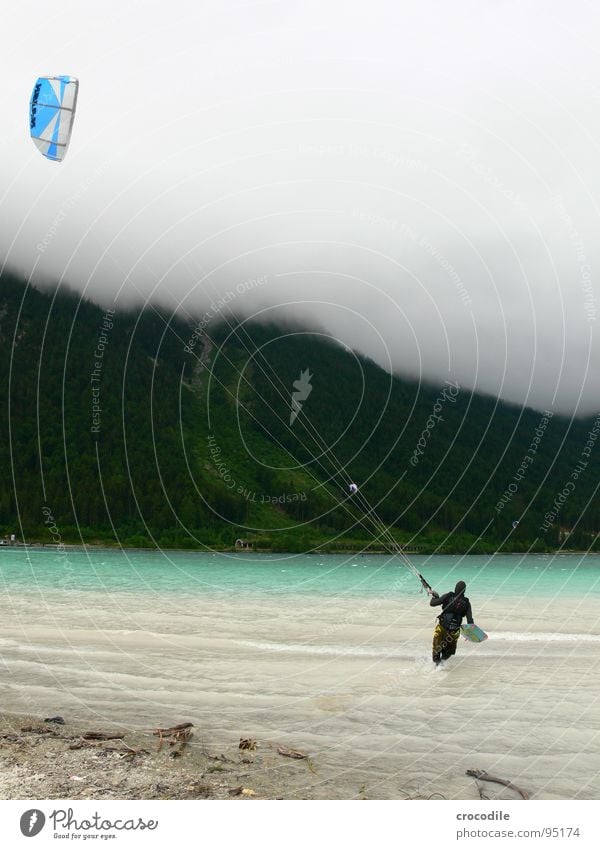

{"left": 2, "top": 0, "right": 600, "bottom": 414}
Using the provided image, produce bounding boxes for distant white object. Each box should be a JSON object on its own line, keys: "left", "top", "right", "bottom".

{"left": 512, "top": 520, "right": 519, "bottom": 529}
{"left": 290, "top": 368, "right": 313, "bottom": 425}
{"left": 348, "top": 483, "right": 358, "bottom": 495}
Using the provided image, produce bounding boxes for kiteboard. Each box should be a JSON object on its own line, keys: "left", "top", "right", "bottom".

{"left": 461, "top": 623, "right": 488, "bottom": 643}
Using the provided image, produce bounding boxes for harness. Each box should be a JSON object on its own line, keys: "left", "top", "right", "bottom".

{"left": 438, "top": 592, "right": 469, "bottom": 632}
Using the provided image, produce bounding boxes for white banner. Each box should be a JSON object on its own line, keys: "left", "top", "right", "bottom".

{"left": 1, "top": 800, "right": 600, "bottom": 849}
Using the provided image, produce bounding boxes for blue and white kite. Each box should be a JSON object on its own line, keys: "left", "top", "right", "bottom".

{"left": 30, "top": 75, "right": 78, "bottom": 161}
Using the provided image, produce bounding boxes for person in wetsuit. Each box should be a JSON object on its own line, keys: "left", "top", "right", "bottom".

{"left": 429, "top": 580, "right": 474, "bottom": 664}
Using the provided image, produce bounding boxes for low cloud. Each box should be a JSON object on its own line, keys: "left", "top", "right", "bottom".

{"left": 3, "top": 1, "right": 600, "bottom": 415}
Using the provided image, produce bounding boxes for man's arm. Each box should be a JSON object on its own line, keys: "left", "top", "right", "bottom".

{"left": 429, "top": 591, "right": 444, "bottom": 608}
{"left": 466, "top": 602, "right": 474, "bottom": 625}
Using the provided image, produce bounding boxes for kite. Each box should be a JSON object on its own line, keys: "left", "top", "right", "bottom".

{"left": 30, "top": 75, "right": 78, "bottom": 161}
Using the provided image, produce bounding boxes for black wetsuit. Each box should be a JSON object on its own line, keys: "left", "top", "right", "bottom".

{"left": 430, "top": 591, "right": 474, "bottom": 663}
{"left": 430, "top": 591, "right": 474, "bottom": 630}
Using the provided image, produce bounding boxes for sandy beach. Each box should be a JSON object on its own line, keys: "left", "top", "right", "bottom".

{"left": 0, "top": 711, "right": 345, "bottom": 801}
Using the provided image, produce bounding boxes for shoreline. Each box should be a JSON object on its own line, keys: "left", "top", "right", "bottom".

{"left": 1, "top": 542, "right": 595, "bottom": 556}
{"left": 0, "top": 711, "right": 340, "bottom": 801}
{"left": 0, "top": 710, "right": 528, "bottom": 801}
{"left": 1, "top": 540, "right": 429, "bottom": 555}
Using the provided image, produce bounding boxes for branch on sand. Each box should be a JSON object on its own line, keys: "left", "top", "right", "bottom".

{"left": 82, "top": 732, "right": 126, "bottom": 741}
{"left": 277, "top": 745, "right": 307, "bottom": 759}
{"left": 466, "top": 769, "right": 530, "bottom": 800}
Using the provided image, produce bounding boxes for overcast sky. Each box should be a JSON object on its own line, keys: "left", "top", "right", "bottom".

{"left": 2, "top": 0, "right": 600, "bottom": 414}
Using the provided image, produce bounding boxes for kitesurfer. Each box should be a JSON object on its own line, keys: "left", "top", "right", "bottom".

{"left": 430, "top": 580, "right": 474, "bottom": 664}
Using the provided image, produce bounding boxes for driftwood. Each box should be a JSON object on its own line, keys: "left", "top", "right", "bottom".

{"left": 82, "top": 732, "right": 126, "bottom": 741}
{"left": 68, "top": 737, "right": 149, "bottom": 757}
{"left": 466, "top": 769, "right": 530, "bottom": 800}
{"left": 277, "top": 745, "right": 307, "bottom": 760}
{"left": 118, "top": 740, "right": 150, "bottom": 757}
{"left": 153, "top": 722, "right": 194, "bottom": 752}
{"left": 228, "top": 785, "right": 243, "bottom": 796}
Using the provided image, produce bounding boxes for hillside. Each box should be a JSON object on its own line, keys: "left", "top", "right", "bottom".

{"left": 1, "top": 271, "right": 599, "bottom": 553}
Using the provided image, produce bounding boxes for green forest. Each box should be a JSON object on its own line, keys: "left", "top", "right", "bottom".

{"left": 1, "top": 270, "right": 599, "bottom": 553}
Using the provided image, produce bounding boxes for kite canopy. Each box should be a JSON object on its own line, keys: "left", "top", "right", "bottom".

{"left": 30, "top": 75, "right": 78, "bottom": 161}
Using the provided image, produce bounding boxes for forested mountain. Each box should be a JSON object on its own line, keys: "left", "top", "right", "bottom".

{"left": 1, "top": 271, "right": 598, "bottom": 552}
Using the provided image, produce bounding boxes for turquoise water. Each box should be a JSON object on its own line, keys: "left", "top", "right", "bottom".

{"left": 2, "top": 548, "right": 600, "bottom": 598}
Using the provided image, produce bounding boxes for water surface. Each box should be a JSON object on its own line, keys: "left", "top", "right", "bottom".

{"left": 1, "top": 549, "right": 599, "bottom": 799}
